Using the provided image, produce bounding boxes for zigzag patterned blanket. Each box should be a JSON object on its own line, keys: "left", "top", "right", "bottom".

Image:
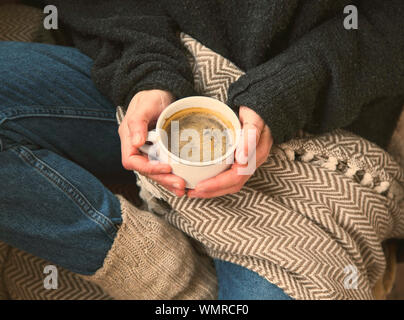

{"left": 117, "top": 33, "right": 404, "bottom": 300}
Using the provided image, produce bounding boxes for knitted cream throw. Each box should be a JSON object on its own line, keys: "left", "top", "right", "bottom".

{"left": 82, "top": 195, "right": 217, "bottom": 300}
{"left": 117, "top": 33, "right": 404, "bottom": 300}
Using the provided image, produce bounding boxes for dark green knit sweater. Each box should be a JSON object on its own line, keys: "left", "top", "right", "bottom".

{"left": 51, "top": 0, "right": 404, "bottom": 148}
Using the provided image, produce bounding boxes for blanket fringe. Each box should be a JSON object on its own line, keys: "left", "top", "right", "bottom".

{"left": 278, "top": 142, "right": 391, "bottom": 196}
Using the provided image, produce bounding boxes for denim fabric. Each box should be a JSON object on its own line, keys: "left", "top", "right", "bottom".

{"left": 0, "top": 41, "right": 292, "bottom": 299}
{"left": 0, "top": 42, "right": 131, "bottom": 275}
{"left": 214, "top": 260, "right": 292, "bottom": 300}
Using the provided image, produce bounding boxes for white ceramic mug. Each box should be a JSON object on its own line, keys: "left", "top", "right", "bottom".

{"left": 139, "top": 96, "right": 241, "bottom": 188}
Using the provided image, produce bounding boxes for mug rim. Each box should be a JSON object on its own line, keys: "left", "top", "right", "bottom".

{"left": 155, "top": 96, "right": 241, "bottom": 167}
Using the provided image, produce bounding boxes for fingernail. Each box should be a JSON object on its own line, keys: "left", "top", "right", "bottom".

{"left": 132, "top": 133, "right": 142, "bottom": 145}
{"left": 175, "top": 190, "right": 185, "bottom": 197}
{"left": 161, "top": 166, "right": 172, "bottom": 173}
{"left": 236, "top": 147, "right": 248, "bottom": 164}
{"left": 173, "top": 183, "right": 181, "bottom": 189}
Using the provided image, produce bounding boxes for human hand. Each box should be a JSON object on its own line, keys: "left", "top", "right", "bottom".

{"left": 118, "top": 89, "right": 187, "bottom": 196}
{"left": 187, "top": 106, "right": 273, "bottom": 198}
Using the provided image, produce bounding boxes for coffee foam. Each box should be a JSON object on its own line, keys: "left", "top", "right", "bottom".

{"left": 162, "top": 107, "right": 235, "bottom": 162}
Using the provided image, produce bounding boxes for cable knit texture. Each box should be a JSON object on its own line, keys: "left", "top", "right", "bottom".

{"left": 81, "top": 195, "right": 217, "bottom": 300}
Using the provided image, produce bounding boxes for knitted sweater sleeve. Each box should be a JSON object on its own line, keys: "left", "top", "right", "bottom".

{"left": 51, "top": 0, "right": 196, "bottom": 109}
{"left": 227, "top": 0, "right": 404, "bottom": 144}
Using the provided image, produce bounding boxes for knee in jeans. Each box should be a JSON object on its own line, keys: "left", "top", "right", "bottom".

{"left": 0, "top": 42, "right": 92, "bottom": 99}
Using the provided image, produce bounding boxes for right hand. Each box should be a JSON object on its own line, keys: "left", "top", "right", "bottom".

{"left": 118, "top": 89, "right": 186, "bottom": 196}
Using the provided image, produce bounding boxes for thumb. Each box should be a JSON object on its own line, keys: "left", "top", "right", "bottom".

{"left": 127, "top": 113, "right": 150, "bottom": 148}
{"left": 126, "top": 90, "right": 172, "bottom": 148}
{"left": 128, "top": 117, "right": 149, "bottom": 148}
{"left": 236, "top": 106, "right": 264, "bottom": 164}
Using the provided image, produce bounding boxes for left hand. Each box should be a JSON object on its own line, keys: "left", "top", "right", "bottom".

{"left": 187, "top": 106, "right": 273, "bottom": 198}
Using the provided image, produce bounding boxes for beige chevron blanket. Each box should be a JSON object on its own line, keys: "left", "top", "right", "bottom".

{"left": 117, "top": 33, "right": 404, "bottom": 300}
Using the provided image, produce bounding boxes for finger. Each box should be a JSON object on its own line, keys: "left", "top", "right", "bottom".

{"left": 126, "top": 108, "right": 155, "bottom": 148}
{"left": 188, "top": 179, "right": 247, "bottom": 198}
{"left": 233, "top": 125, "right": 272, "bottom": 177}
{"left": 126, "top": 93, "right": 167, "bottom": 148}
{"left": 236, "top": 123, "right": 260, "bottom": 164}
{"left": 255, "top": 125, "right": 273, "bottom": 167}
{"left": 119, "top": 120, "right": 171, "bottom": 174}
{"left": 236, "top": 106, "right": 264, "bottom": 164}
{"left": 146, "top": 173, "right": 186, "bottom": 189}
{"left": 118, "top": 120, "right": 138, "bottom": 166}
{"left": 146, "top": 173, "right": 186, "bottom": 195}
{"left": 188, "top": 127, "right": 272, "bottom": 198}
{"left": 190, "top": 163, "right": 250, "bottom": 195}
{"left": 125, "top": 155, "right": 172, "bottom": 175}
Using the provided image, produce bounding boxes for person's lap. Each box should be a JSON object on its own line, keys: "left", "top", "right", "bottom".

{"left": 0, "top": 41, "right": 131, "bottom": 183}
{"left": 0, "top": 41, "right": 128, "bottom": 274}
{"left": 0, "top": 41, "right": 291, "bottom": 299}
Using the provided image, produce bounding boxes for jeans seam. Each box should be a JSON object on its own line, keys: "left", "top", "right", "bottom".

{"left": 11, "top": 145, "right": 118, "bottom": 241}
{"left": 0, "top": 106, "right": 117, "bottom": 125}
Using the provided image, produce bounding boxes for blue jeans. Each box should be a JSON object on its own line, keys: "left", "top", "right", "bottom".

{"left": 0, "top": 41, "right": 291, "bottom": 300}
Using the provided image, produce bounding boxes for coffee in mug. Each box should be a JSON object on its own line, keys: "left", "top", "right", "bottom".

{"left": 162, "top": 107, "right": 235, "bottom": 162}
{"left": 138, "top": 96, "right": 241, "bottom": 188}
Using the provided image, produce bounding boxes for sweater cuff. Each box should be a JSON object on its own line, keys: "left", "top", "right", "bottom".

{"left": 227, "top": 53, "right": 327, "bottom": 144}
{"left": 123, "top": 70, "right": 196, "bottom": 110}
